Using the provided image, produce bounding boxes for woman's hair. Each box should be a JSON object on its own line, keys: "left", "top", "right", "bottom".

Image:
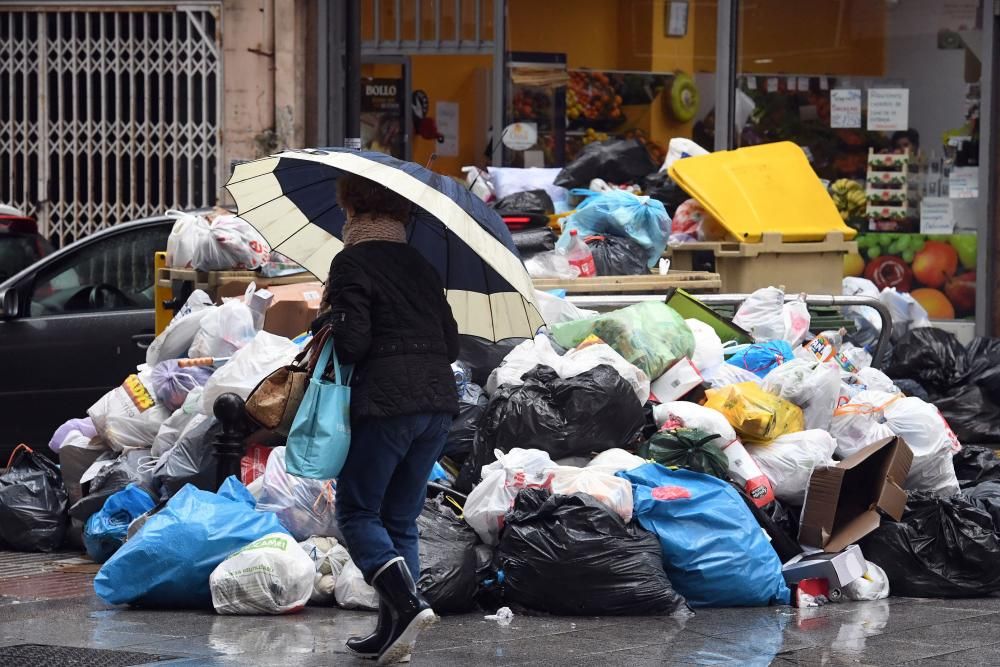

{"left": 336, "top": 173, "right": 412, "bottom": 222}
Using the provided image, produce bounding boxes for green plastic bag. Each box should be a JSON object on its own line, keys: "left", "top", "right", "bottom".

{"left": 639, "top": 427, "right": 729, "bottom": 479}
{"left": 550, "top": 302, "right": 694, "bottom": 379}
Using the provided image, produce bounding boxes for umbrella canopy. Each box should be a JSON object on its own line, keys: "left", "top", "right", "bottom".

{"left": 226, "top": 148, "right": 544, "bottom": 341}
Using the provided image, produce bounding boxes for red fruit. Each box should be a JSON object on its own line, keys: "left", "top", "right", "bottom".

{"left": 865, "top": 255, "right": 913, "bottom": 291}
{"left": 944, "top": 271, "right": 976, "bottom": 314}
{"left": 912, "top": 241, "right": 959, "bottom": 288}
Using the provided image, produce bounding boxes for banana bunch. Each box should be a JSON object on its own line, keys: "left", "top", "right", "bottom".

{"left": 829, "top": 179, "right": 867, "bottom": 220}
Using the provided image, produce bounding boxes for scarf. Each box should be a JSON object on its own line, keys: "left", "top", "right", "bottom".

{"left": 342, "top": 214, "right": 407, "bottom": 247}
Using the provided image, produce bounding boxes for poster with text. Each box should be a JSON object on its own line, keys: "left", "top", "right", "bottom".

{"left": 361, "top": 78, "right": 404, "bottom": 158}
{"left": 848, "top": 232, "right": 976, "bottom": 319}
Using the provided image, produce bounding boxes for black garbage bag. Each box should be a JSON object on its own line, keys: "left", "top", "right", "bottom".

{"left": 586, "top": 234, "right": 649, "bottom": 276}
{"left": 478, "top": 365, "right": 645, "bottom": 462}
{"left": 929, "top": 384, "right": 1000, "bottom": 444}
{"left": 966, "top": 337, "right": 1000, "bottom": 403}
{"left": 492, "top": 189, "right": 554, "bottom": 216}
{"left": 417, "top": 497, "right": 481, "bottom": 614}
{"left": 68, "top": 449, "right": 153, "bottom": 522}
{"left": 498, "top": 488, "right": 688, "bottom": 615}
{"left": 457, "top": 336, "right": 528, "bottom": 387}
{"left": 152, "top": 416, "right": 222, "bottom": 499}
{"left": 886, "top": 328, "right": 968, "bottom": 393}
{"left": 893, "top": 378, "right": 930, "bottom": 402}
{"left": 641, "top": 171, "right": 689, "bottom": 216}
{"left": 554, "top": 139, "right": 656, "bottom": 189}
{"left": 511, "top": 227, "right": 557, "bottom": 257}
{"left": 0, "top": 446, "right": 68, "bottom": 551}
{"left": 953, "top": 446, "right": 1000, "bottom": 489}
{"left": 965, "top": 481, "right": 1000, "bottom": 531}
{"left": 733, "top": 487, "right": 802, "bottom": 563}
{"left": 639, "top": 428, "right": 729, "bottom": 479}
{"left": 443, "top": 384, "right": 488, "bottom": 463}
{"left": 860, "top": 493, "right": 1000, "bottom": 597}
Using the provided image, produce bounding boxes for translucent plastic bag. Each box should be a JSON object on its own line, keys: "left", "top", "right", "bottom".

{"left": 585, "top": 448, "right": 646, "bottom": 474}
{"left": 559, "top": 190, "right": 669, "bottom": 268}
{"left": 652, "top": 401, "right": 737, "bottom": 445}
{"left": 726, "top": 341, "right": 795, "bottom": 379}
{"left": 880, "top": 287, "right": 931, "bottom": 341}
{"left": 829, "top": 390, "right": 897, "bottom": 458}
{"left": 733, "top": 287, "right": 785, "bottom": 342}
{"left": 146, "top": 290, "right": 215, "bottom": 366}
{"left": 300, "top": 536, "right": 350, "bottom": 605}
{"left": 883, "top": 397, "right": 960, "bottom": 497}
{"left": 335, "top": 559, "right": 378, "bottom": 610}
{"left": 703, "top": 382, "right": 805, "bottom": 445}
{"left": 549, "top": 466, "right": 634, "bottom": 522}
{"left": 685, "top": 319, "right": 724, "bottom": 372}
{"left": 151, "top": 389, "right": 202, "bottom": 458}
{"left": 210, "top": 532, "right": 315, "bottom": 615}
{"left": 150, "top": 360, "right": 214, "bottom": 412}
{"left": 201, "top": 331, "right": 300, "bottom": 412}
{"left": 524, "top": 251, "right": 579, "bottom": 279}
{"left": 533, "top": 289, "right": 597, "bottom": 325}
{"left": 88, "top": 370, "right": 171, "bottom": 451}
{"left": 463, "top": 448, "right": 556, "bottom": 545}
{"left": 550, "top": 302, "right": 694, "bottom": 380}
{"left": 747, "top": 430, "right": 837, "bottom": 505}
{"left": 701, "top": 363, "right": 762, "bottom": 388}
{"left": 842, "top": 560, "right": 890, "bottom": 601}
{"left": 762, "top": 360, "right": 841, "bottom": 431}
{"left": 256, "top": 447, "right": 340, "bottom": 541}
{"left": 192, "top": 214, "right": 270, "bottom": 271}
{"left": 165, "top": 210, "right": 210, "bottom": 269}
{"left": 188, "top": 286, "right": 259, "bottom": 359}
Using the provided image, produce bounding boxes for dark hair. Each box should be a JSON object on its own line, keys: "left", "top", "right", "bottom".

{"left": 336, "top": 173, "right": 412, "bottom": 222}
{"left": 891, "top": 129, "right": 920, "bottom": 150}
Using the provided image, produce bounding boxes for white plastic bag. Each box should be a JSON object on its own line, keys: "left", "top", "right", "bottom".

{"left": 880, "top": 288, "right": 931, "bottom": 341}
{"left": 533, "top": 289, "right": 598, "bottom": 325}
{"left": 882, "top": 397, "right": 960, "bottom": 497}
{"left": 165, "top": 210, "right": 210, "bottom": 269}
{"left": 842, "top": 561, "right": 890, "bottom": 601}
{"left": 88, "top": 370, "right": 171, "bottom": 451}
{"left": 701, "top": 362, "right": 763, "bottom": 388}
{"left": 335, "top": 559, "right": 378, "bottom": 610}
{"left": 856, "top": 367, "right": 899, "bottom": 394}
{"left": 192, "top": 214, "right": 271, "bottom": 271}
{"left": 201, "top": 331, "right": 300, "bottom": 412}
{"left": 652, "top": 401, "right": 737, "bottom": 444}
{"left": 586, "top": 448, "right": 646, "bottom": 474}
{"left": 150, "top": 398, "right": 200, "bottom": 458}
{"left": 210, "top": 532, "right": 315, "bottom": 615}
{"left": 733, "top": 287, "right": 786, "bottom": 342}
{"left": 189, "top": 285, "right": 259, "bottom": 360}
{"left": 463, "top": 448, "right": 556, "bottom": 545}
{"left": 685, "top": 319, "right": 724, "bottom": 371}
{"left": 762, "top": 360, "right": 841, "bottom": 431}
{"left": 548, "top": 466, "right": 633, "bottom": 522}
{"left": 146, "top": 290, "right": 215, "bottom": 365}
{"left": 257, "top": 447, "right": 341, "bottom": 541}
{"left": 747, "top": 430, "right": 837, "bottom": 505}
{"left": 828, "top": 390, "right": 898, "bottom": 458}
{"left": 525, "top": 251, "right": 579, "bottom": 279}
{"left": 300, "top": 536, "right": 350, "bottom": 605}
{"left": 782, "top": 297, "right": 811, "bottom": 347}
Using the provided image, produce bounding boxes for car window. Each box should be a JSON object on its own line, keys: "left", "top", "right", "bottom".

{"left": 30, "top": 224, "right": 170, "bottom": 316}
{"left": 0, "top": 235, "right": 43, "bottom": 282}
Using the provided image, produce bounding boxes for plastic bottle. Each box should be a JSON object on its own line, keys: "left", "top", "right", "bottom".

{"left": 563, "top": 229, "right": 596, "bottom": 278}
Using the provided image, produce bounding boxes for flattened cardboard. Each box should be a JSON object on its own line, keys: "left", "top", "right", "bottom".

{"left": 798, "top": 436, "right": 913, "bottom": 553}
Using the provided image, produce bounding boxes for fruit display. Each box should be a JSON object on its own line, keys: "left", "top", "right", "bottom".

{"left": 828, "top": 179, "right": 866, "bottom": 223}
{"left": 581, "top": 128, "right": 609, "bottom": 146}
{"left": 850, "top": 232, "right": 977, "bottom": 319}
{"left": 566, "top": 71, "right": 625, "bottom": 129}
{"left": 511, "top": 86, "right": 554, "bottom": 126}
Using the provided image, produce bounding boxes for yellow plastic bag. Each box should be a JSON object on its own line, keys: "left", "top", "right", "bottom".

{"left": 704, "top": 382, "right": 804, "bottom": 444}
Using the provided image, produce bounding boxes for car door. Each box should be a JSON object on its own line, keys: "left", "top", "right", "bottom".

{"left": 0, "top": 222, "right": 171, "bottom": 453}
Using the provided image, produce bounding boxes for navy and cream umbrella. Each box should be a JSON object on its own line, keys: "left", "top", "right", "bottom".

{"left": 225, "top": 148, "right": 544, "bottom": 341}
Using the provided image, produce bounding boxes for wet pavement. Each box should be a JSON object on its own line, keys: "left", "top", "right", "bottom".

{"left": 3, "top": 574, "right": 1000, "bottom": 666}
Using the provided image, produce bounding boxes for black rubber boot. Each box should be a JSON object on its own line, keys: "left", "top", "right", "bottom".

{"left": 372, "top": 557, "right": 437, "bottom": 666}
{"left": 346, "top": 602, "right": 391, "bottom": 659}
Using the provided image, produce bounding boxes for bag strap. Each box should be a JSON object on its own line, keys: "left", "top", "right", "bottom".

{"left": 311, "top": 336, "right": 354, "bottom": 386}
{"left": 5, "top": 443, "right": 31, "bottom": 469}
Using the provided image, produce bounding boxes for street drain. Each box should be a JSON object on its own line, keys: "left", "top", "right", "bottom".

{"left": 0, "top": 644, "right": 177, "bottom": 666}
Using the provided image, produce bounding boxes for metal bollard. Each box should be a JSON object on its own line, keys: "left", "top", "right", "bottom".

{"left": 213, "top": 393, "right": 250, "bottom": 489}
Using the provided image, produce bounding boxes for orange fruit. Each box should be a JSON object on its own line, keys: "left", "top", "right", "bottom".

{"left": 911, "top": 288, "right": 956, "bottom": 320}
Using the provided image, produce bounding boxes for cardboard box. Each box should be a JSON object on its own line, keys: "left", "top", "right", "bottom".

{"left": 782, "top": 544, "right": 867, "bottom": 589}
{"left": 217, "top": 280, "right": 323, "bottom": 339}
{"left": 650, "top": 357, "right": 703, "bottom": 402}
{"left": 798, "top": 436, "right": 913, "bottom": 553}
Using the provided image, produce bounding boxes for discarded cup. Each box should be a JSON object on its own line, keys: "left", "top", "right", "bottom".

{"left": 484, "top": 606, "right": 514, "bottom": 627}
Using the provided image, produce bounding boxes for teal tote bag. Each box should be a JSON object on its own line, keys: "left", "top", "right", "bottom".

{"left": 286, "top": 336, "right": 353, "bottom": 479}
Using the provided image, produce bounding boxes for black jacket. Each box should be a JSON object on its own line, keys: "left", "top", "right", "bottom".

{"left": 317, "top": 241, "right": 460, "bottom": 420}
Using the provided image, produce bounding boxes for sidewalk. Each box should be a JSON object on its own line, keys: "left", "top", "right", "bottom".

{"left": 3, "top": 551, "right": 1000, "bottom": 666}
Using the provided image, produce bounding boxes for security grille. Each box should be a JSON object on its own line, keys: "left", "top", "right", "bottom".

{"left": 0, "top": 5, "right": 222, "bottom": 246}
{"left": 363, "top": 0, "right": 494, "bottom": 55}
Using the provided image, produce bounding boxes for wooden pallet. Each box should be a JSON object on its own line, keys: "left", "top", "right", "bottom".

{"left": 532, "top": 271, "right": 721, "bottom": 294}
{"left": 156, "top": 267, "right": 317, "bottom": 292}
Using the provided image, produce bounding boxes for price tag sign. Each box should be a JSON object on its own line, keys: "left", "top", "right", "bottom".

{"left": 920, "top": 197, "right": 955, "bottom": 234}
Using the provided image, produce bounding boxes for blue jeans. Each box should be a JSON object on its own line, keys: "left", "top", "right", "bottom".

{"left": 336, "top": 412, "right": 451, "bottom": 583}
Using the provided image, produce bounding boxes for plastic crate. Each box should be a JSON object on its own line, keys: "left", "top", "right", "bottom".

{"left": 665, "top": 232, "right": 856, "bottom": 294}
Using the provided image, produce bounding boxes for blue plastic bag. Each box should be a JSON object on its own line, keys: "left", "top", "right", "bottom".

{"left": 618, "top": 463, "right": 790, "bottom": 607}
{"left": 94, "top": 477, "right": 287, "bottom": 607}
{"left": 726, "top": 340, "right": 794, "bottom": 378}
{"left": 428, "top": 461, "right": 449, "bottom": 483}
{"left": 559, "top": 190, "right": 669, "bottom": 268}
{"left": 83, "top": 484, "right": 157, "bottom": 564}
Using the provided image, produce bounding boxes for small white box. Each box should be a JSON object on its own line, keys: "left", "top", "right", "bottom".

{"left": 782, "top": 544, "right": 867, "bottom": 589}
{"left": 650, "top": 357, "right": 703, "bottom": 402}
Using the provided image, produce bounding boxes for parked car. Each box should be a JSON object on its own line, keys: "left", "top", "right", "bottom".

{"left": 0, "top": 215, "right": 176, "bottom": 461}
{"left": 0, "top": 207, "right": 55, "bottom": 284}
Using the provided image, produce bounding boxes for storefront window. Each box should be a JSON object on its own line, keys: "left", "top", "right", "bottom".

{"left": 502, "top": 0, "right": 717, "bottom": 169}
{"left": 735, "top": 0, "right": 985, "bottom": 323}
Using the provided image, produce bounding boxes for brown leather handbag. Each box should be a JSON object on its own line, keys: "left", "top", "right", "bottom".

{"left": 245, "top": 325, "right": 332, "bottom": 435}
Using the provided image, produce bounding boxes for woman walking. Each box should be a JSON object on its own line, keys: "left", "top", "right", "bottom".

{"left": 316, "top": 173, "right": 460, "bottom": 664}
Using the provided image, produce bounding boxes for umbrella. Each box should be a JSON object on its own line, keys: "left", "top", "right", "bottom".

{"left": 225, "top": 148, "right": 544, "bottom": 341}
